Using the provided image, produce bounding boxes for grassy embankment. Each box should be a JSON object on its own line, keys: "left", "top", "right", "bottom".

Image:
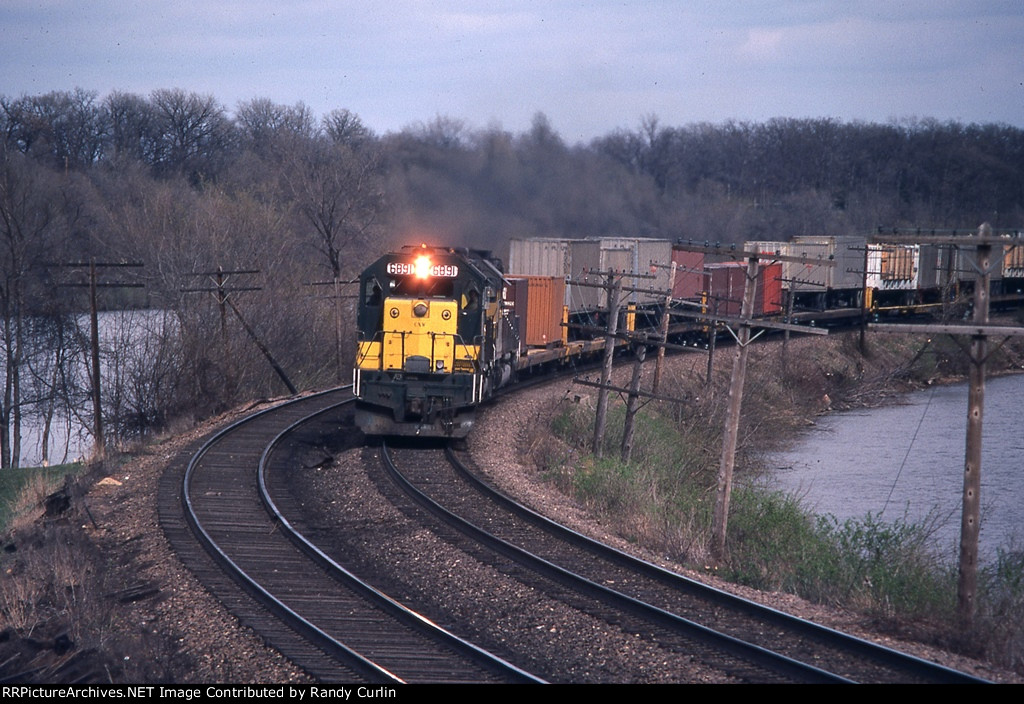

{"left": 0, "top": 463, "right": 82, "bottom": 530}
{"left": 530, "top": 331, "right": 1024, "bottom": 673}
{"left": 0, "top": 458, "right": 172, "bottom": 682}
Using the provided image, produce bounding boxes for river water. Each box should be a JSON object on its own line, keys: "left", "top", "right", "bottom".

{"left": 762, "top": 373, "right": 1024, "bottom": 562}
{"left": 11, "top": 310, "right": 173, "bottom": 467}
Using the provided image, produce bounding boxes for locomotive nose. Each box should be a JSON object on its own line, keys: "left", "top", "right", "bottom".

{"left": 413, "top": 301, "right": 428, "bottom": 317}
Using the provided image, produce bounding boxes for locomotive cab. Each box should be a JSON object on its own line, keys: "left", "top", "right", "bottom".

{"left": 354, "top": 245, "right": 518, "bottom": 438}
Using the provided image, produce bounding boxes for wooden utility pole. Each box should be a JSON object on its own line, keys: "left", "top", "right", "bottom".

{"left": 670, "top": 242, "right": 831, "bottom": 560}
{"left": 621, "top": 342, "right": 647, "bottom": 463}
{"left": 869, "top": 224, "right": 1024, "bottom": 626}
{"left": 592, "top": 275, "right": 622, "bottom": 457}
{"left": 960, "top": 239, "right": 989, "bottom": 624}
{"left": 710, "top": 254, "right": 759, "bottom": 560}
{"left": 88, "top": 259, "right": 103, "bottom": 459}
{"left": 56, "top": 259, "right": 145, "bottom": 462}
{"left": 652, "top": 261, "right": 677, "bottom": 394}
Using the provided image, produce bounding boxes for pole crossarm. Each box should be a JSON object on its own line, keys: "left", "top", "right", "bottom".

{"left": 49, "top": 261, "right": 145, "bottom": 268}
{"left": 181, "top": 286, "right": 262, "bottom": 293}
{"left": 580, "top": 268, "right": 656, "bottom": 279}
{"left": 572, "top": 376, "right": 690, "bottom": 404}
{"left": 194, "top": 268, "right": 262, "bottom": 276}
{"left": 667, "top": 308, "right": 829, "bottom": 335}
{"left": 308, "top": 278, "right": 360, "bottom": 286}
{"left": 871, "top": 228, "right": 1023, "bottom": 246}
{"left": 570, "top": 280, "right": 664, "bottom": 296}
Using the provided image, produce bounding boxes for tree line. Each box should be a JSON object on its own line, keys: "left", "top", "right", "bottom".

{"left": 1, "top": 87, "right": 1021, "bottom": 467}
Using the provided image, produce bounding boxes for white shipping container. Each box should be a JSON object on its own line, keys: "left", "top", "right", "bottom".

{"left": 510, "top": 237, "right": 672, "bottom": 313}
{"left": 569, "top": 238, "right": 672, "bottom": 311}
{"left": 508, "top": 238, "right": 575, "bottom": 306}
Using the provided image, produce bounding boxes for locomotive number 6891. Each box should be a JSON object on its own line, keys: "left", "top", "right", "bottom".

{"left": 354, "top": 245, "right": 519, "bottom": 438}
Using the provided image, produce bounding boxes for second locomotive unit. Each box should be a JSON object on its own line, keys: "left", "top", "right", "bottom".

{"left": 354, "top": 245, "right": 519, "bottom": 438}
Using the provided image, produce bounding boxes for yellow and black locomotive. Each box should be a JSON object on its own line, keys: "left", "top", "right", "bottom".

{"left": 354, "top": 245, "right": 519, "bottom": 438}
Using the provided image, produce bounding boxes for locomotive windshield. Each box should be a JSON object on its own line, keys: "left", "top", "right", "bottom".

{"left": 389, "top": 275, "right": 455, "bottom": 298}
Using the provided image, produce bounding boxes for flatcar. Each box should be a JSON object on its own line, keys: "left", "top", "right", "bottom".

{"left": 353, "top": 245, "right": 519, "bottom": 438}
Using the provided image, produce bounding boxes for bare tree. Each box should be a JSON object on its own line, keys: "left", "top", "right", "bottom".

{"left": 285, "top": 138, "right": 385, "bottom": 280}
{"left": 149, "top": 88, "right": 234, "bottom": 182}
{"left": 0, "top": 145, "right": 61, "bottom": 467}
{"left": 236, "top": 98, "right": 316, "bottom": 156}
{"left": 323, "top": 109, "right": 374, "bottom": 150}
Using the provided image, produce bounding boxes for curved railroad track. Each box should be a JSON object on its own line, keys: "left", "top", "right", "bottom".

{"left": 160, "top": 388, "right": 541, "bottom": 684}
{"left": 160, "top": 385, "right": 989, "bottom": 683}
{"left": 380, "top": 443, "right": 988, "bottom": 684}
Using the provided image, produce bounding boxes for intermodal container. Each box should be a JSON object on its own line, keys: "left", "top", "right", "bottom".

{"left": 703, "top": 261, "right": 783, "bottom": 316}
{"left": 866, "top": 243, "right": 919, "bottom": 291}
{"left": 670, "top": 249, "right": 705, "bottom": 300}
{"left": 569, "top": 237, "right": 673, "bottom": 311}
{"left": 789, "top": 235, "right": 866, "bottom": 292}
{"left": 506, "top": 276, "right": 565, "bottom": 348}
{"left": 1005, "top": 243, "right": 1024, "bottom": 280}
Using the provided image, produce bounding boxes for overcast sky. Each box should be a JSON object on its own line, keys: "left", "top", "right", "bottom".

{"left": 2, "top": 1, "right": 1021, "bottom": 143}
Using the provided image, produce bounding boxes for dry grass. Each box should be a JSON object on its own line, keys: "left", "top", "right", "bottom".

{"left": 0, "top": 467, "right": 135, "bottom": 682}
{"left": 528, "top": 329, "right": 1024, "bottom": 674}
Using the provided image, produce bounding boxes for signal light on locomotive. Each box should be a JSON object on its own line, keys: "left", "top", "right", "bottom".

{"left": 414, "top": 254, "right": 432, "bottom": 279}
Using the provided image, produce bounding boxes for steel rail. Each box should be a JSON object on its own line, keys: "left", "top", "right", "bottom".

{"left": 381, "top": 443, "right": 849, "bottom": 684}
{"left": 443, "top": 447, "right": 990, "bottom": 684}
{"left": 256, "top": 403, "right": 546, "bottom": 684}
{"left": 181, "top": 387, "right": 403, "bottom": 684}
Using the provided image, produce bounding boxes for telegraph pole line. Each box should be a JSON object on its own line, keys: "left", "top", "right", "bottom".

{"left": 308, "top": 276, "right": 359, "bottom": 383}
{"left": 672, "top": 242, "right": 831, "bottom": 560}
{"left": 55, "top": 259, "right": 145, "bottom": 462}
{"left": 592, "top": 274, "right": 622, "bottom": 457}
{"left": 869, "top": 223, "right": 1024, "bottom": 627}
{"left": 183, "top": 268, "right": 298, "bottom": 396}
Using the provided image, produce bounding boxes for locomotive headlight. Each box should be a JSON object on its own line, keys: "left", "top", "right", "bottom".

{"left": 414, "top": 255, "right": 432, "bottom": 279}
{"left": 413, "top": 301, "right": 428, "bottom": 317}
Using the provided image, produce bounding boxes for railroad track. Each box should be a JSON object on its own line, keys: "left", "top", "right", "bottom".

{"left": 379, "top": 442, "right": 990, "bottom": 684}
{"left": 160, "top": 388, "right": 541, "bottom": 684}
{"left": 161, "top": 386, "right": 988, "bottom": 683}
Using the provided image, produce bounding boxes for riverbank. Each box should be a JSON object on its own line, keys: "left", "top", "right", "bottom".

{"left": 502, "top": 325, "right": 1024, "bottom": 676}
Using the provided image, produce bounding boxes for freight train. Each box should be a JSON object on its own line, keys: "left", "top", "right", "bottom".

{"left": 354, "top": 245, "right": 517, "bottom": 438}
{"left": 354, "top": 235, "right": 1024, "bottom": 439}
